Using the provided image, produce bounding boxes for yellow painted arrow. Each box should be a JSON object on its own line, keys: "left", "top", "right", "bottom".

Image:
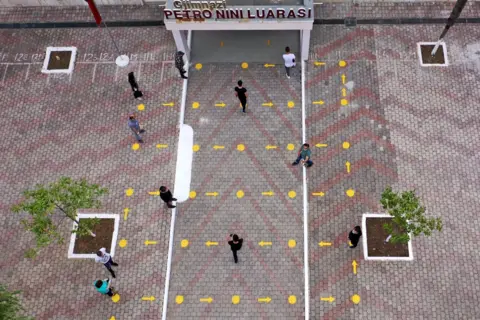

{"left": 341, "top": 74, "right": 346, "bottom": 84}
{"left": 205, "top": 192, "right": 219, "bottom": 196}
{"left": 346, "top": 161, "right": 351, "bottom": 173}
{"left": 144, "top": 240, "right": 157, "bottom": 246}
{"left": 314, "top": 61, "right": 326, "bottom": 66}
{"left": 313, "top": 100, "right": 324, "bottom": 105}
{"left": 320, "top": 296, "right": 335, "bottom": 303}
{"left": 156, "top": 144, "right": 168, "bottom": 149}
{"left": 215, "top": 103, "right": 226, "bottom": 107}
{"left": 315, "top": 143, "right": 328, "bottom": 148}
{"left": 259, "top": 241, "right": 272, "bottom": 247}
{"left": 312, "top": 192, "right": 325, "bottom": 197}
{"left": 262, "top": 102, "right": 274, "bottom": 107}
{"left": 352, "top": 260, "right": 358, "bottom": 275}
{"left": 258, "top": 297, "right": 272, "bottom": 303}
{"left": 261, "top": 191, "right": 274, "bottom": 196}
{"left": 123, "top": 208, "right": 129, "bottom": 221}
{"left": 148, "top": 191, "right": 160, "bottom": 196}
{"left": 264, "top": 64, "right": 275, "bottom": 67}
{"left": 341, "top": 88, "right": 347, "bottom": 97}
{"left": 319, "top": 241, "right": 332, "bottom": 247}
{"left": 163, "top": 102, "right": 174, "bottom": 107}
{"left": 205, "top": 241, "right": 219, "bottom": 247}
{"left": 200, "top": 297, "right": 213, "bottom": 303}
{"left": 265, "top": 145, "right": 277, "bottom": 150}
{"left": 213, "top": 145, "right": 225, "bottom": 150}
{"left": 141, "top": 296, "right": 155, "bottom": 301}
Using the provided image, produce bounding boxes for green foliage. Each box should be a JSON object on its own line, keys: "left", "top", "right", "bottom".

{"left": 0, "top": 284, "right": 33, "bottom": 320}
{"left": 11, "top": 177, "right": 108, "bottom": 258}
{"left": 381, "top": 186, "right": 443, "bottom": 244}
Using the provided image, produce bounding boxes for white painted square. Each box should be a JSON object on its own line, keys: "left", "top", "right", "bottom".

{"left": 42, "top": 46, "right": 77, "bottom": 74}
{"left": 417, "top": 42, "right": 449, "bottom": 67}
{"left": 362, "top": 213, "right": 413, "bottom": 261}
{"left": 67, "top": 213, "right": 120, "bottom": 259}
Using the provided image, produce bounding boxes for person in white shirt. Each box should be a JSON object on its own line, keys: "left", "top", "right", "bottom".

{"left": 282, "top": 46, "right": 296, "bottom": 79}
{"left": 95, "top": 247, "right": 118, "bottom": 278}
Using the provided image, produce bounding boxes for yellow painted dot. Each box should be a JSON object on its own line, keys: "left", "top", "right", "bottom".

{"left": 137, "top": 104, "right": 145, "bottom": 111}
{"left": 125, "top": 188, "right": 134, "bottom": 196}
{"left": 288, "top": 239, "right": 296, "bottom": 248}
{"left": 341, "top": 99, "right": 348, "bottom": 106}
{"left": 193, "top": 144, "right": 200, "bottom": 152}
{"left": 176, "top": 295, "right": 184, "bottom": 304}
{"left": 342, "top": 141, "right": 351, "bottom": 149}
{"left": 119, "top": 239, "right": 127, "bottom": 248}
{"left": 351, "top": 294, "right": 361, "bottom": 304}
{"left": 287, "top": 144, "right": 295, "bottom": 151}
{"left": 346, "top": 189, "right": 355, "bottom": 197}
{"left": 181, "top": 239, "right": 189, "bottom": 248}
{"left": 132, "top": 143, "right": 140, "bottom": 151}
{"left": 195, "top": 63, "right": 202, "bottom": 70}
{"left": 288, "top": 191, "right": 296, "bottom": 199}
{"left": 237, "top": 144, "right": 245, "bottom": 151}
{"left": 339, "top": 60, "right": 347, "bottom": 67}
{"left": 287, "top": 101, "right": 295, "bottom": 108}
{"left": 189, "top": 191, "right": 197, "bottom": 199}
{"left": 232, "top": 295, "right": 240, "bottom": 304}
{"left": 112, "top": 294, "right": 120, "bottom": 303}
{"left": 192, "top": 102, "right": 200, "bottom": 109}
{"left": 236, "top": 190, "right": 244, "bottom": 199}
{"left": 241, "top": 62, "right": 248, "bottom": 69}
{"left": 109, "top": 317, "right": 116, "bottom": 320}
{"left": 288, "top": 295, "right": 297, "bottom": 304}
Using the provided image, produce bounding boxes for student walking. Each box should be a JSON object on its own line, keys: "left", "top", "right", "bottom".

{"left": 292, "top": 143, "right": 313, "bottom": 167}
{"left": 348, "top": 226, "right": 362, "bottom": 248}
{"left": 282, "top": 46, "right": 296, "bottom": 79}
{"left": 127, "top": 113, "right": 145, "bottom": 143}
{"left": 234, "top": 80, "right": 248, "bottom": 113}
{"left": 128, "top": 72, "right": 143, "bottom": 100}
{"left": 228, "top": 234, "right": 243, "bottom": 263}
{"left": 159, "top": 186, "right": 177, "bottom": 208}
{"left": 95, "top": 247, "right": 118, "bottom": 278}
{"left": 93, "top": 278, "right": 115, "bottom": 297}
{"left": 175, "top": 51, "right": 188, "bottom": 79}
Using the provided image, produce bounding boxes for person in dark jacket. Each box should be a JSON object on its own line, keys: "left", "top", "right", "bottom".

{"left": 348, "top": 226, "right": 362, "bottom": 248}
{"left": 228, "top": 234, "right": 243, "bottom": 263}
{"left": 159, "top": 186, "right": 176, "bottom": 208}
{"left": 128, "top": 72, "right": 143, "bottom": 100}
{"left": 175, "top": 51, "right": 188, "bottom": 79}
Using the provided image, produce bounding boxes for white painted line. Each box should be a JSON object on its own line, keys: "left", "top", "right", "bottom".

{"left": 2, "top": 63, "right": 8, "bottom": 84}
{"left": 46, "top": 74, "right": 50, "bottom": 85}
{"left": 160, "top": 61, "right": 165, "bottom": 83}
{"left": 69, "top": 72, "right": 72, "bottom": 83}
{"left": 137, "top": 63, "right": 142, "bottom": 81}
{"left": 114, "top": 65, "right": 118, "bottom": 82}
{"left": 301, "top": 60, "right": 310, "bottom": 320}
{"left": 25, "top": 64, "right": 30, "bottom": 81}
{"left": 174, "top": 125, "right": 193, "bottom": 202}
{"left": 92, "top": 63, "right": 97, "bottom": 83}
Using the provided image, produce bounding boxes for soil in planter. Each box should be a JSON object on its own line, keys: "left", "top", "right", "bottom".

{"left": 47, "top": 51, "right": 72, "bottom": 70}
{"left": 73, "top": 218, "right": 114, "bottom": 254}
{"left": 366, "top": 217, "right": 410, "bottom": 257}
{"left": 420, "top": 45, "right": 446, "bottom": 65}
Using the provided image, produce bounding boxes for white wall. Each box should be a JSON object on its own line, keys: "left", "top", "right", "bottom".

{"left": 0, "top": 0, "right": 144, "bottom": 6}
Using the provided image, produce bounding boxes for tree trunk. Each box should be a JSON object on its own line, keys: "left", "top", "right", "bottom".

{"left": 56, "top": 204, "right": 96, "bottom": 237}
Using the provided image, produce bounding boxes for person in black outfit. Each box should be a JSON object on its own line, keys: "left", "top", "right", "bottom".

{"left": 348, "top": 226, "right": 362, "bottom": 248}
{"left": 175, "top": 51, "right": 188, "bottom": 79}
{"left": 159, "top": 186, "right": 177, "bottom": 208}
{"left": 128, "top": 72, "right": 143, "bottom": 100}
{"left": 228, "top": 234, "right": 243, "bottom": 263}
{"left": 234, "top": 80, "right": 248, "bottom": 113}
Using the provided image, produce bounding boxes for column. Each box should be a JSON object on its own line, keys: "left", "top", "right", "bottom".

{"left": 301, "top": 29, "right": 311, "bottom": 61}
{"left": 172, "top": 30, "right": 190, "bottom": 61}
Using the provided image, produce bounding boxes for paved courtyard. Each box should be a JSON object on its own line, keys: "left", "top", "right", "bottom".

{"left": 0, "top": 19, "right": 480, "bottom": 320}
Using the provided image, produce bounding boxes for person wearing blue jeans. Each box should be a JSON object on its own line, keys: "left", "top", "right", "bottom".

{"left": 127, "top": 113, "right": 145, "bottom": 143}
{"left": 292, "top": 143, "right": 313, "bottom": 167}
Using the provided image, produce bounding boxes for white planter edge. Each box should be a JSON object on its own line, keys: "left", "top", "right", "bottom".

{"left": 417, "top": 42, "right": 449, "bottom": 67}
{"left": 362, "top": 213, "right": 414, "bottom": 261}
{"left": 67, "top": 213, "right": 120, "bottom": 259}
{"left": 41, "top": 46, "right": 77, "bottom": 74}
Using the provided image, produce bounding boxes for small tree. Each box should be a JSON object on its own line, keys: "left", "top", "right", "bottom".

{"left": 12, "top": 177, "right": 108, "bottom": 258}
{"left": 380, "top": 186, "right": 442, "bottom": 244}
{"left": 0, "top": 284, "right": 33, "bottom": 320}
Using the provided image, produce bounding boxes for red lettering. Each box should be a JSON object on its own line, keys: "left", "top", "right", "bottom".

{"left": 297, "top": 8, "right": 306, "bottom": 18}
{"left": 276, "top": 9, "right": 285, "bottom": 19}
{"left": 266, "top": 9, "right": 275, "bottom": 19}
{"left": 173, "top": 10, "right": 183, "bottom": 19}
{"left": 192, "top": 10, "right": 202, "bottom": 19}
{"left": 247, "top": 9, "right": 255, "bottom": 19}
{"left": 202, "top": 9, "right": 212, "bottom": 18}
{"left": 164, "top": 9, "right": 173, "bottom": 19}
{"left": 287, "top": 9, "right": 296, "bottom": 18}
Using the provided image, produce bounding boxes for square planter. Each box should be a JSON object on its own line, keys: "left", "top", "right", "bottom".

{"left": 362, "top": 213, "right": 413, "bottom": 261}
{"left": 41, "top": 47, "right": 77, "bottom": 74}
{"left": 67, "top": 213, "right": 120, "bottom": 259}
{"left": 417, "top": 42, "right": 449, "bottom": 67}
